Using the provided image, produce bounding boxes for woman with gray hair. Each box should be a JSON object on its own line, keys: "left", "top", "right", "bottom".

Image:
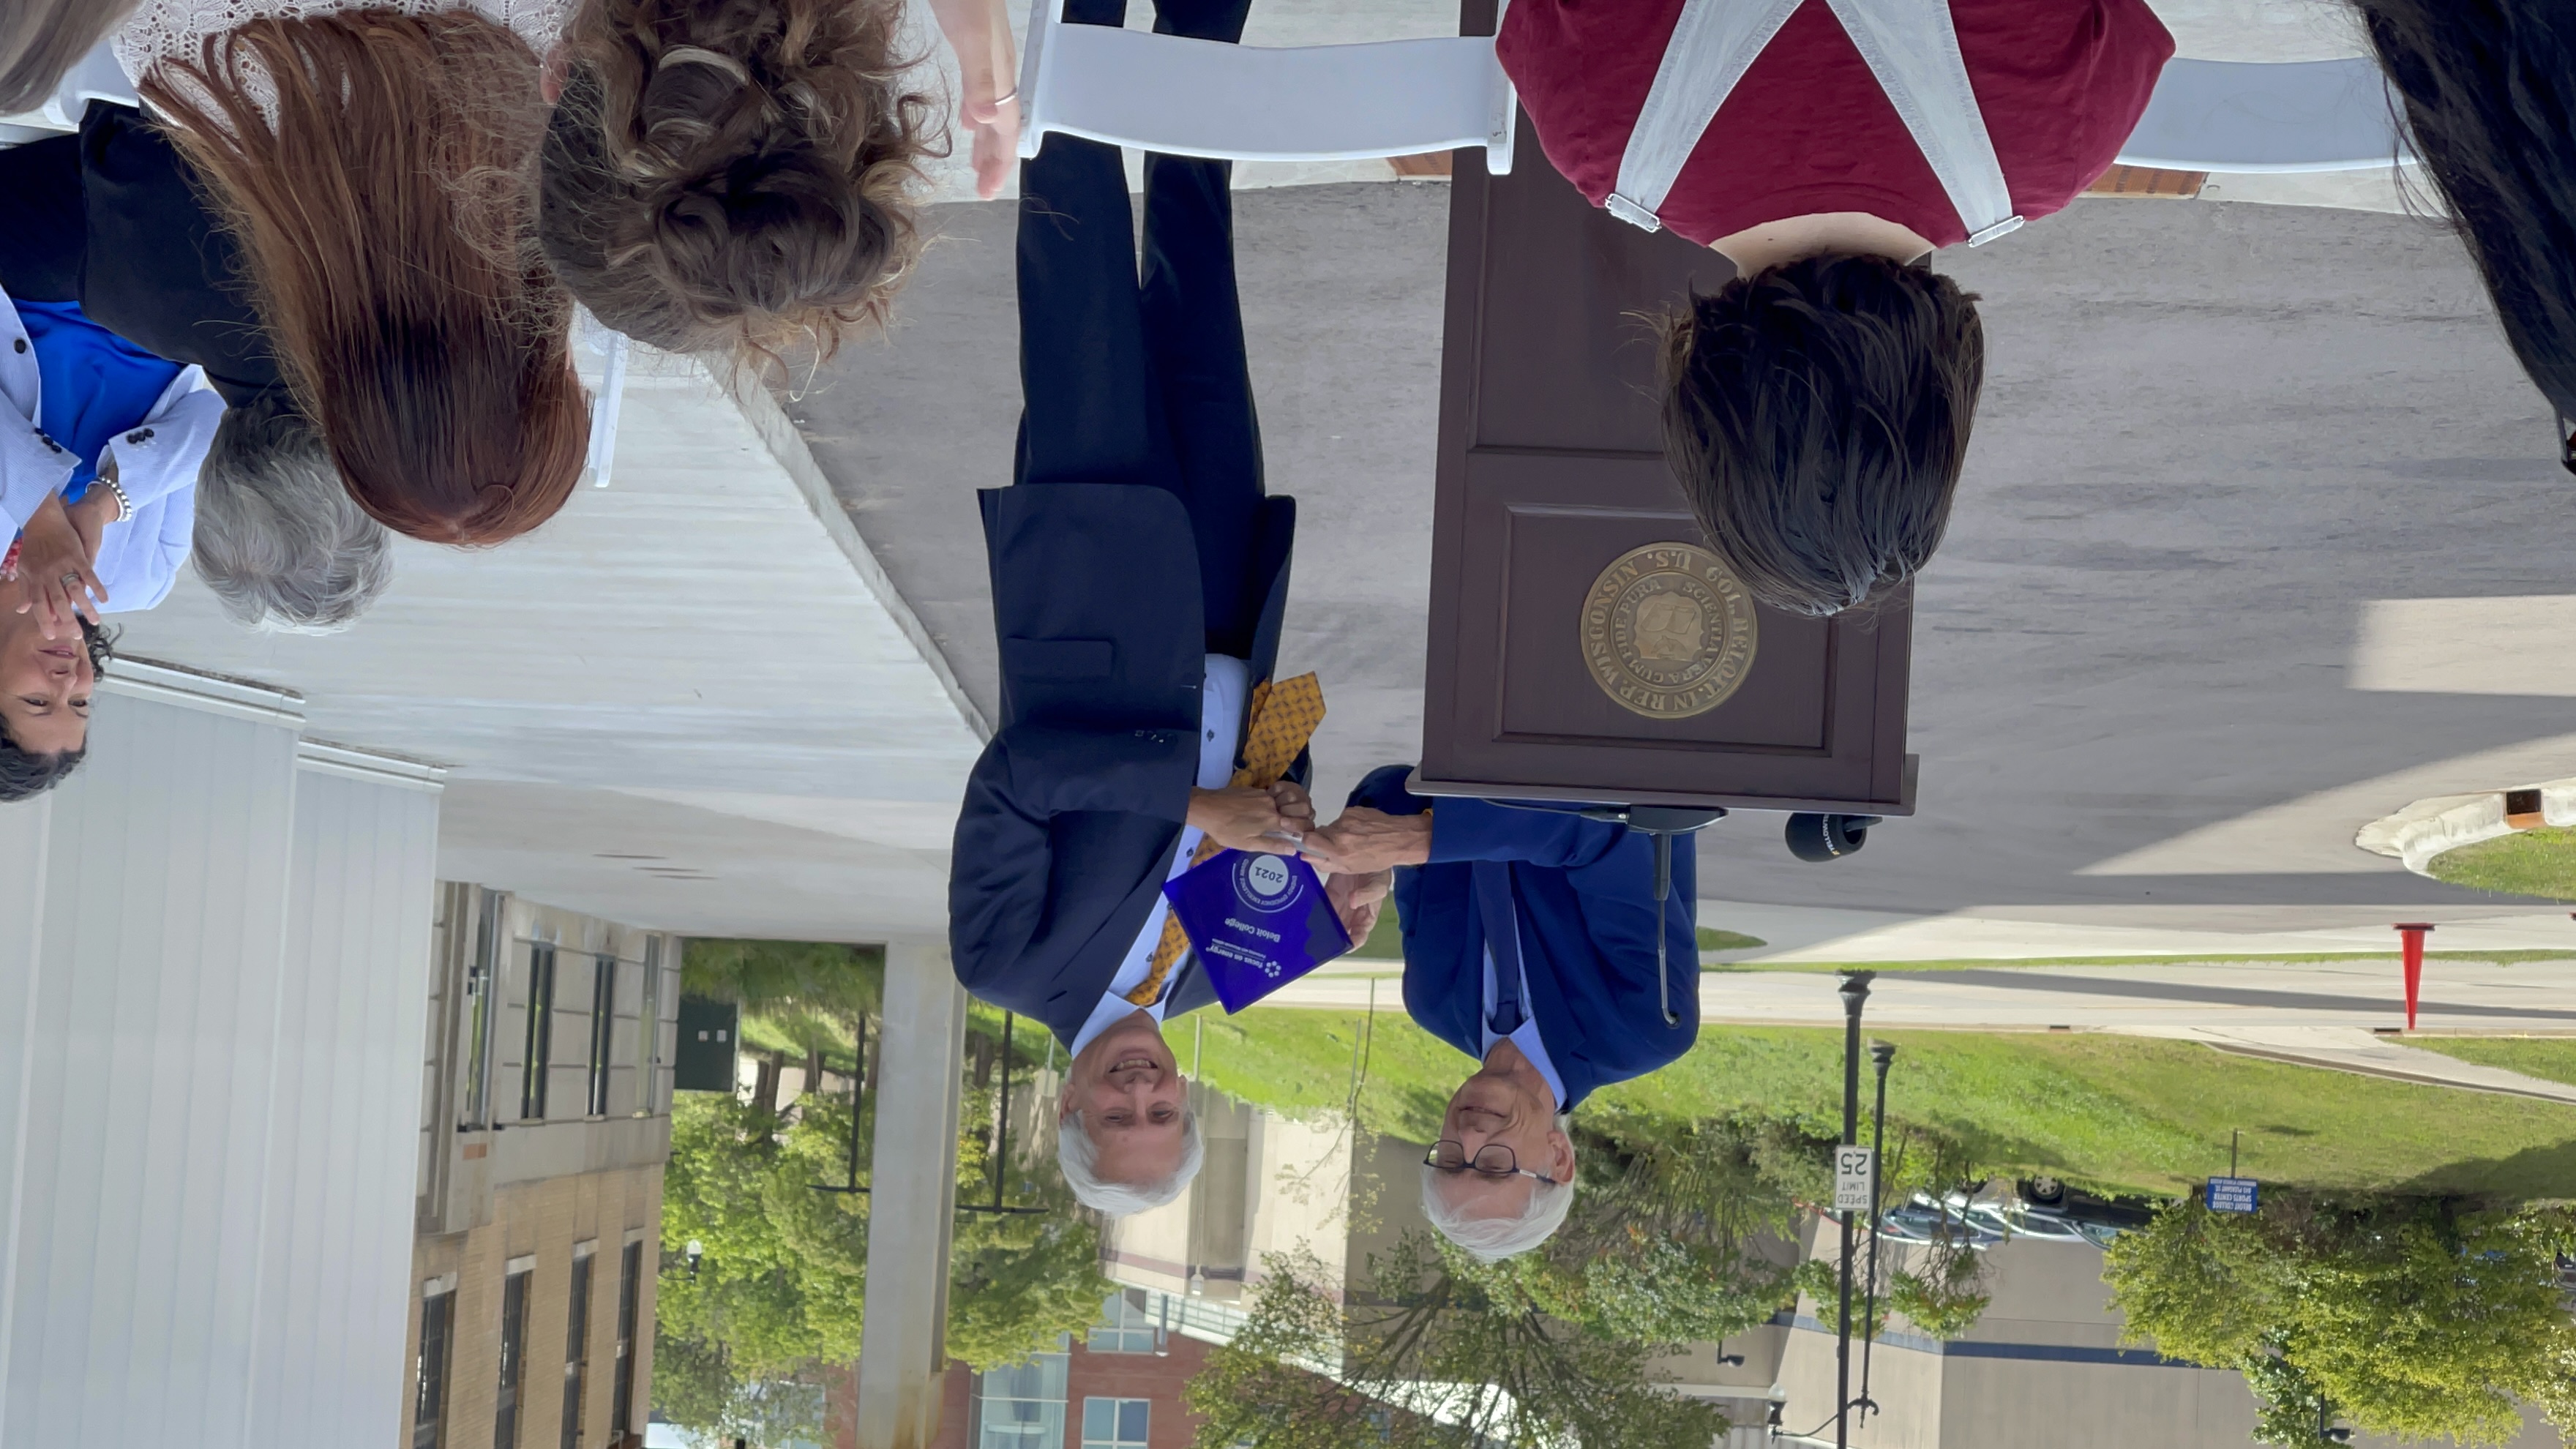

{"left": 192, "top": 391, "right": 389, "bottom": 632}
{"left": 0, "top": 1, "right": 142, "bottom": 113}
{"left": 0, "top": 100, "right": 392, "bottom": 632}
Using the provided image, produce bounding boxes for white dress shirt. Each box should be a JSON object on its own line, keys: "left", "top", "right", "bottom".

{"left": 0, "top": 286, "right": 221, "bottom": 617}
{"left": 1479, "top": 913, "right": 1570, "bottom": 1112}
{"left": 1068, "top": 654, "right": 1249, "bottom": 1057}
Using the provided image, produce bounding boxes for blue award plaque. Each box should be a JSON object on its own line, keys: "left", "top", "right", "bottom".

{"left": 1161, "top": 850, "right": 1353, "bottom": 1013}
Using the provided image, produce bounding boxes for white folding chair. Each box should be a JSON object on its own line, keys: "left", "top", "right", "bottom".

{"left": 1013, "top": 0, "right": 1516, "bottom": 173}
{"left": 2115, "top": 56, "right": 2414, "bottom": 173}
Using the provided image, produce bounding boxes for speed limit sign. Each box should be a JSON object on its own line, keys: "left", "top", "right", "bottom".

{"left": 1833, "top": 1146, "right": 1876, "bottom": 1213}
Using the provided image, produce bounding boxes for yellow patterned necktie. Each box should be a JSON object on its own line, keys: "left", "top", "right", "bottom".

{"left": 1126, "top": 672, "right": 1327, "bottom": 1006}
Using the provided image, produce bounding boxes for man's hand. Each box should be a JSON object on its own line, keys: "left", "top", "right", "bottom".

{"left": 1268, "top": 779, "right": 1316, "bottom": 836}
{"left": 10, "top": 493, "right": 106, "bottom": 639}
{"left": 1326, "top": 868, "right": 1391, "bottom": 951}
{"left": 1301, "top": 806, "right": 1434, "bottom": 875}
{"left": 1188, "top": 785, "right": 1301, "bottom": 854}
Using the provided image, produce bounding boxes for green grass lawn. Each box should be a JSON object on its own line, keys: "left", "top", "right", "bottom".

{"left": 1171, "top": 1012, "right": 2576, "bottom": 1202}
{"left": 2426, "top": 825, "right": 2576, "bottom": 902}
{"left": 2405, "top": 1036, "right": 2576, "bottom": 1090}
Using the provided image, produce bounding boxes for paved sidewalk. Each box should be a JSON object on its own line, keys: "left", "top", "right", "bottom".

{"left": 1695, "top": 901, "right": 2576, "bottom": 965}
{"left": 2121, "top": 1025, "right": 2576, "bottom": 1104}
{"left": 1267, "top": 959, "right": 2576, "bottom": 1035}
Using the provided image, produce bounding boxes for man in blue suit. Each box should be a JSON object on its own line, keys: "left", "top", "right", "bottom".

{"left": 947, "top": 0, "right": 1312, "bottom": 1218}
{"left": 1303, "top": 766, "right": 1701, "bottom": 1259}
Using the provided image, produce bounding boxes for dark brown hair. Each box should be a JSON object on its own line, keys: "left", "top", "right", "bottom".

{"left": 2353, "top": 0, "right": 2576, "bottom": 425}
{"left": 0, "top": 0, "right": 139, "bottom": 112}
{"left": 144, "top": 11, "right": 588, "bottom": 546}
{"left": 1658, "top": 252, "right": 1985, "bottom": 616}
{"left": 538, "top": 0, "right": 941, "bottom": 362}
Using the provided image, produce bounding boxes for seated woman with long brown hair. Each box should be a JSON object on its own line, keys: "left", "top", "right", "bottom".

{"left": 123, "top": 4, "right": 589, "bottom": 546}
{"left": 536, "top": 0, "right": 1019, "bottom": 362}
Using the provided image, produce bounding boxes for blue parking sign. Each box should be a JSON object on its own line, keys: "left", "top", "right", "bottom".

{"left": 2206, "top": 1177, "right": 2259, "bottom": 1214}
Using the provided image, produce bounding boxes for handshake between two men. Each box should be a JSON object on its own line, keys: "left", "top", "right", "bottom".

{"left": 1182, "top": 765, "right": 1703, "bottom": 1265}
{"left": 1183, "top": 779, "right": 1437, "bottom": 956}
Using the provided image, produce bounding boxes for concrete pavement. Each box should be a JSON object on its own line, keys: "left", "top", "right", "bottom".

{"left": 1267, "top": 959, "right": 2576, "bottom": 1036}
{"left": 111, "top": 351, "right": 987, "bottom": 940}
{"left": 799, "top": 181, "right": 2576, "bottom": 940}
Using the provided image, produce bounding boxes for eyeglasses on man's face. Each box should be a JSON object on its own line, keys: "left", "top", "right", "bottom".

{"left": 1424, "top": 1139, "right": 1560, "bottom": 1187}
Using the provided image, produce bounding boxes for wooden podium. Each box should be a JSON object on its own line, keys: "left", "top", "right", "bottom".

{"left": 1416, "top": 83, "right": 1917, "bottom": 815}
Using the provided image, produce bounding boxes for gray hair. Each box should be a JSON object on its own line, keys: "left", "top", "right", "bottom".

{"left": 1057, "top": 1109, "right": 1205, "bottom": 1218}
{"left": 0, "top": 0, "right": 139, "bottom": 112}
{"left": 192, "top": 394, "right": 391, "bottom": 633}
{"left": 1420, "top": 1119, "right": 1579, "bottom": 1262}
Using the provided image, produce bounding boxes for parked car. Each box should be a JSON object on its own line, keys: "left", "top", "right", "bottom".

{"left": 1960, "top": 1199, "right": 2091, "bottom": 1243}
{"left": 2013, "top": 1178, "right": 2157, "bottom": 1245}
{"left": 1877, "top": 1194, "right": 2007, "bottom": 1251}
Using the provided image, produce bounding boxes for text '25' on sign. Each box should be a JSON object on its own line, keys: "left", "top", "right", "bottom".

{"left": 1832, "top": 1146, "right": 1877, "bottom": 1213}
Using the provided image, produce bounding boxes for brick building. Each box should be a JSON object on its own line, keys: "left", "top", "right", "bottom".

{"left": 405, "top": 888, "right": 683, "bottom": 1449}
{"left": 825, "top": 1291, "right": 1215, "bottom": 1449}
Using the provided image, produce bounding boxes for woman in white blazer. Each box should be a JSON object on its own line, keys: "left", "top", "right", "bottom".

{"left": 0, "top": 280, "right": 222, "bottom": 801}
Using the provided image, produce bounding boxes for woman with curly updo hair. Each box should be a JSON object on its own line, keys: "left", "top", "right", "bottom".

{"left": 539, "top": 0, "right": 1019, "bottom": 361}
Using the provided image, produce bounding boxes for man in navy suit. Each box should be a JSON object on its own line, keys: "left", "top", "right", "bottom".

{"left": 1304, "top": 766, "right": 1701, "bottom": 1259}
{"left": 947, "top": 0, "right": 1313, "bottom": 1218}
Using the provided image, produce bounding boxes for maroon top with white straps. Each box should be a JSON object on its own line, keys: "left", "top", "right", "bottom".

{"left": 1496, "top": 0, "right": 2176, "bottom": 247}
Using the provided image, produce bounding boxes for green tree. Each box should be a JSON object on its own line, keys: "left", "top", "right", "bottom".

{"left": 1523, "top": 1115, "right": 1815, "bottom": 1345}
{"left": 653, "top": 1078, "right": 1115, "bottom": 1437}
{"left": 1887, "top": 1251, "right": 1991, "bottom": 1342}
{"left": 657, "top": 1093, "right": 871, "bottom": 1377}
{"left": 646, "top": 1332, "right": 829, "bottom": 1448}
{"left": 1188, "top": 1240, "right": 1728, "bottom": 1449}
{"left": 2106, "top": 1197, "right": 2576, "bottom": 1448}
{"left": 683, "top": 938, "right": 884, "bottom": 1019}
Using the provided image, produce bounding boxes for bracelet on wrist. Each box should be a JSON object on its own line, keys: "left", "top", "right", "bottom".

{"left": 97, "top": 476, "right": 132, "bottom": 522}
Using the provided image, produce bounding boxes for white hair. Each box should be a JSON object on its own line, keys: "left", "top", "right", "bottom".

{"left": 192, "top": 395, "right": 391, "bottom": 634}
{"left": 1057, "top": 1109, "right": 1205, "bottom": 1217}
{"left": 1420, "top": 1117, "right": 1579, "bottom": 1262}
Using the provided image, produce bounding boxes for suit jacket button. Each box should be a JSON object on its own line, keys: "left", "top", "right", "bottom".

{"left": 10, "top": 338, "right": 23, "bottom": 353}
{"left": 127, "top": 431, "right": 145, "bottom": 445}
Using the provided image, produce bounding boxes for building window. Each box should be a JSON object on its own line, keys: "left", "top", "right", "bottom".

{"left": 1087, "top": 1289, "right": 1159, "bottom": 1354}
{"left": 462, "top": 892, "right": 504, "bottom": 1128}
{"left": 1082, "top": 1396, "right": 1150, "bottom": 1449}
{"left": 495, "top": 1265, "right": 532, "bottom": 1449}
{"left": 521, "top": 944, "right": 556, "bottom": 1120}
{"left": 975, "top": 1352, "right": 1068, "bottom": 1449}
{"left": 413, "top": 1287, "right": 454, "bottom": 1449}
{"left": 586, "top": 954, "right": 616, "bottom": 1117}
{"left": 561, "top": 1251, "right": 594, "bottom": 1449}
{"left": 610, "top": 1240, "right": 641, "bottom": 1437}
{"left": 636, "top": 937, "right": 663, "bottom": 1116}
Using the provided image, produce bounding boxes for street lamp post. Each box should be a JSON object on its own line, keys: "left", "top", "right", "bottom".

{"left": 1835, "top": 971, "right": 1874, "bottom": 1449}
{"left": 1857, "top": 1040, "right": 1895, "bottom": 1420}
